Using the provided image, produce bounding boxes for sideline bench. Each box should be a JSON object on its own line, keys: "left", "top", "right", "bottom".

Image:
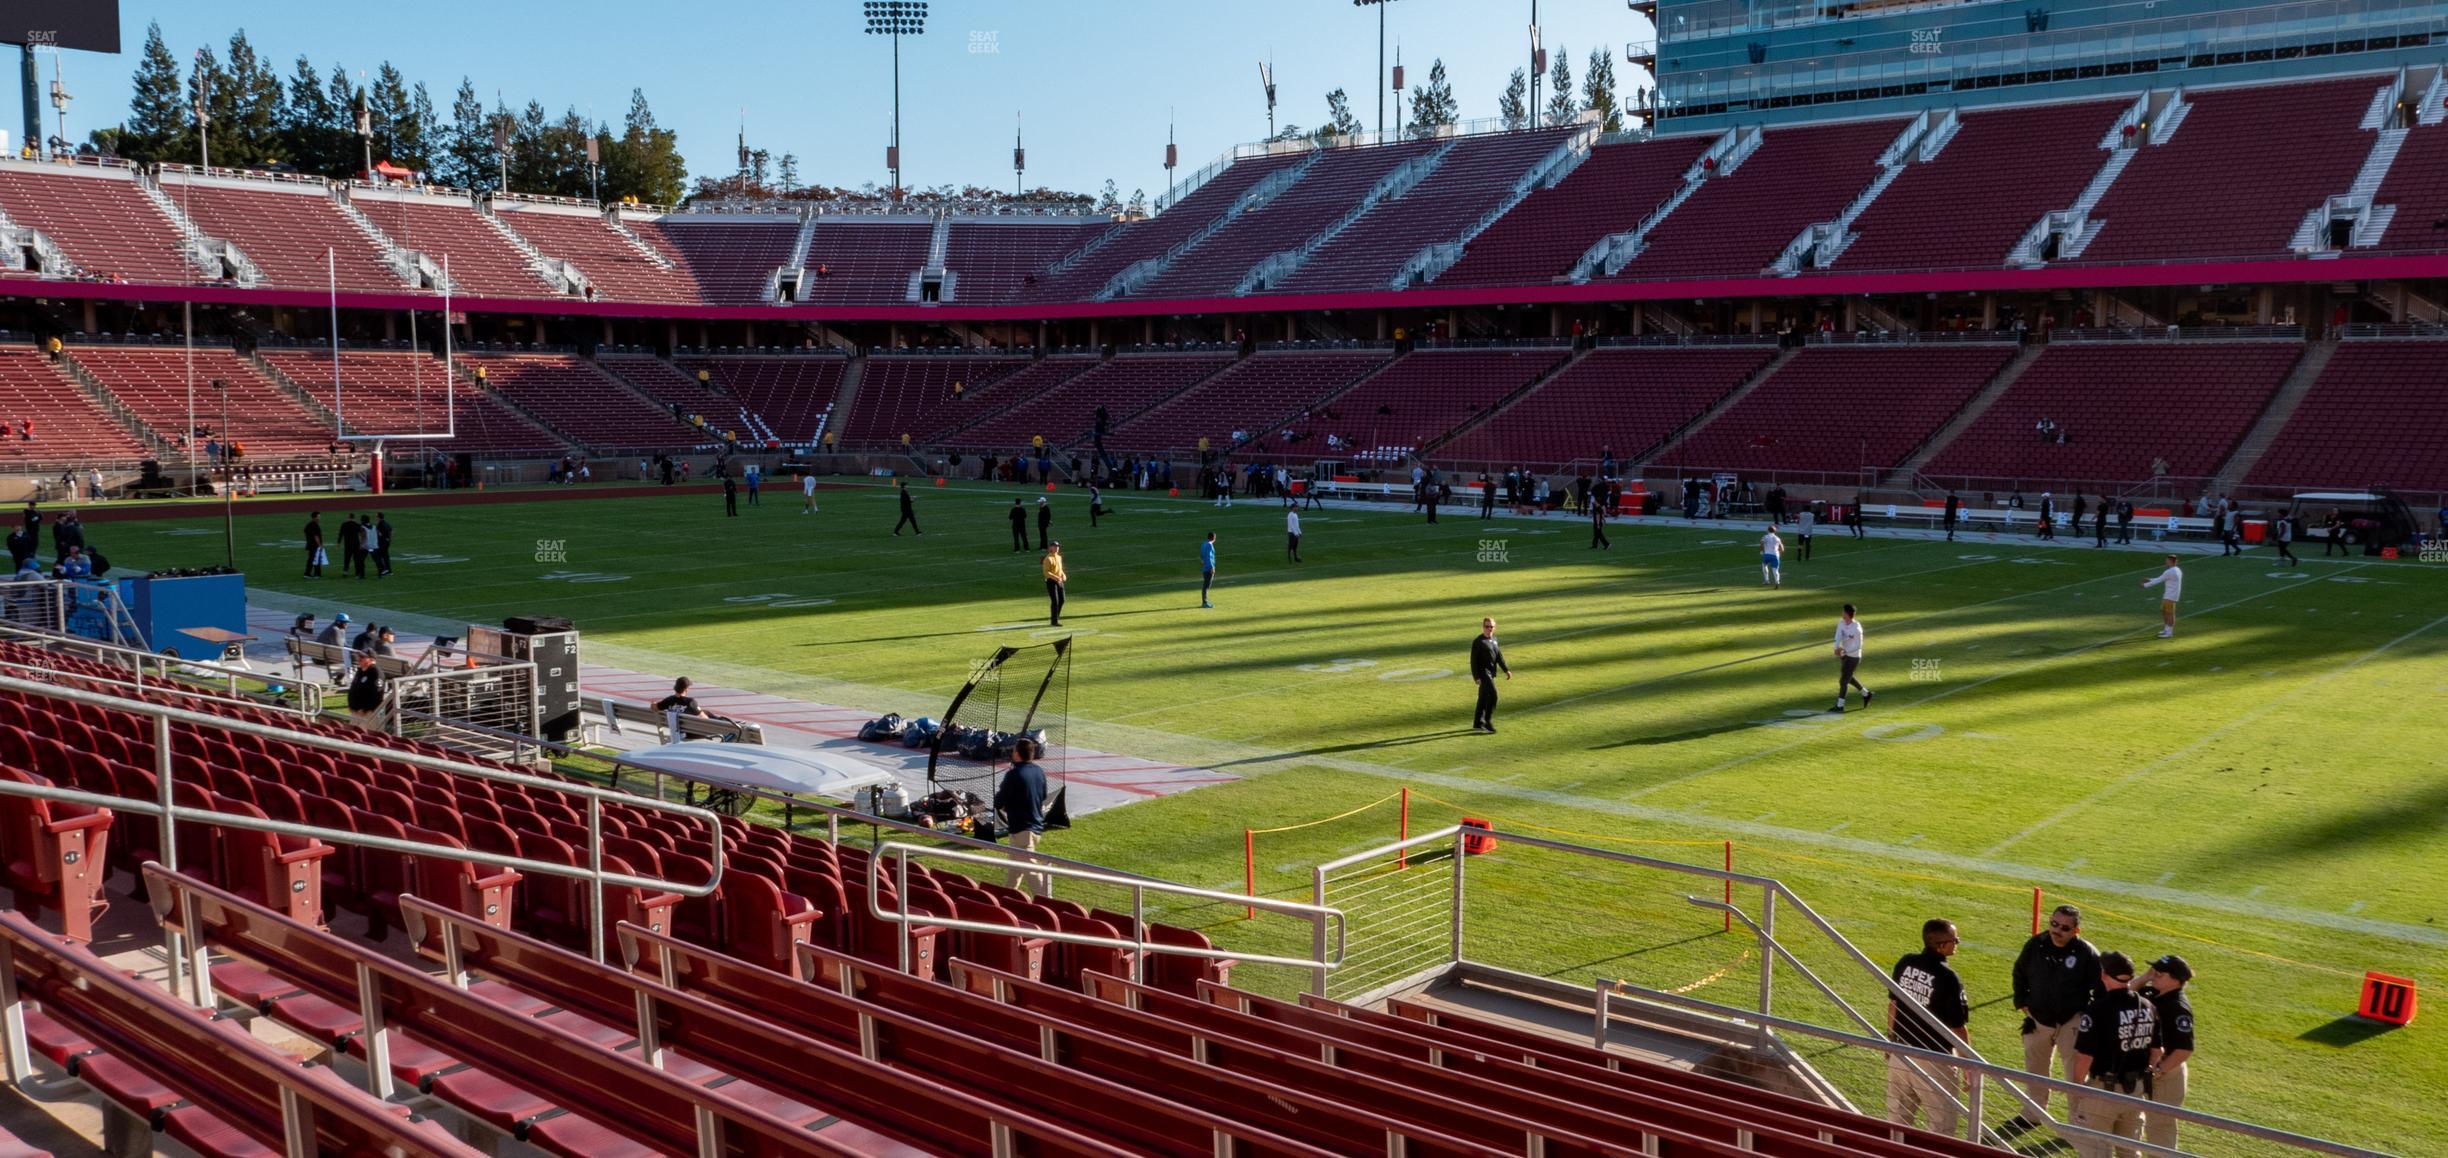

{"left": 594, "top": 696, "right": 765, "bottom": 744}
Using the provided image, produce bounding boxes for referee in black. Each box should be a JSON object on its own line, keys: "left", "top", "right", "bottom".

{"left": 1469, "top": 617, "right": 1511, "bottom": 732}
{"left": 2068, "top": 951, "right": 2157, "bottom": 1157}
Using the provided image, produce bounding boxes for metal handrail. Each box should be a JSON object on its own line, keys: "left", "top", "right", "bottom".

{"left": 869, "top": 841, "right": 1346, "bottom": 981}
{"left": 0, "top": 673, "right": 724, "bottom": 973}
{"left": 0, "top": 622, "right": 324, "bottom": 715}
{"left": 1597, "top": 977, "right": 2394, "bottom": 1158}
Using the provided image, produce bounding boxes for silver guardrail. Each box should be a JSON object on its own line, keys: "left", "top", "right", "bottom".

{"left": 868, "top": 841, "right": 1346, "bottom": 982}
{"left": 0, "top": 621, "right": 324, "bottom": 715}
{"left": 1314, "top": 824, "right": 2387, "bottom": 1158}
{"left": 0, "top": 674, "right": 724, "bottom": 983}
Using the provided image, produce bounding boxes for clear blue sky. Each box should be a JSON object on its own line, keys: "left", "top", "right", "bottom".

{"left": 30, "top": 0, "right": 1656, "bottom": 198}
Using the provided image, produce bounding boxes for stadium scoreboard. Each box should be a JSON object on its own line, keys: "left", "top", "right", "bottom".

{"left": 0, "top": 0, "right": 118, "bottom": 52}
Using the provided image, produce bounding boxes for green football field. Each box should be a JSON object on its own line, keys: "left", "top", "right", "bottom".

{"left": 110, "top": 481, "right": 2444, "bottom": 1152}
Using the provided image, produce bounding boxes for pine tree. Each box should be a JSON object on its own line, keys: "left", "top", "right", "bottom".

{"left": 367, "top": 64, "right": 422, "bottom": 171}
{"left": 1323, "top": 88, "right": 1361, "bottom": 138}
{"left": 1406, "top": 59, "right": 1458, "bottom": 138}
{"left": 1125, "top": 188, "right": 1148, "bottom": 218}
{"left": 602, "top": 89, "right": 686, "bottom": 204}
{"left": 221, "top": 30, "right": 283, "bottom": 167}
{"left": 409, "top": 84, "right": 437, "bottom": 174}
{"left": 1497, "top": 68, "right": 1528, "bottom": 131}
{"left": 184, "top": 46, "right": 236, "bottom": 166}
{"left": 278, "top": 56, "right": 339, "bottom": 176}
{"left": 120, "top": 23, "right": 187, "bottom": 163}
{"left": 1545, "top": 47, "right": 1576, "bottom": 128}
{"left": 776, "top": 153, "right": 799, "bottom": 194}
{"left": 1095, "top": 179, "right": 1120, "bottom": 214}
{"left": 443, "top": 78, "right": 490, "bottom": 189}
{"left": 1582, "top": 47, "right": 1622, "bottom": 133}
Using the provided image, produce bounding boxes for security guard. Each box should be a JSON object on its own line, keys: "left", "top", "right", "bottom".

{"left": 1886, "top": 918, "right": 1970, "bottom": 1135}
{"left": 2002, "top": 904, "right": 2101, "bottom": 1135}
{"left": 2068, "top": 951, "right": 2157, "bottom": 1158}
{"left": 2140, "top": 955, "right": 2195, "bottom": 1151}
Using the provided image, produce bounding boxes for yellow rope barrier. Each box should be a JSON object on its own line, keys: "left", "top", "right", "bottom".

{"left": 1658, "top": 948, "right": 1755, "bottom": 996}
{"left": 1246, "top": 791, "right": 1407, "bottom": 835}
{"left": 1402, "top": 789, "right": 1723, "bottom": 849}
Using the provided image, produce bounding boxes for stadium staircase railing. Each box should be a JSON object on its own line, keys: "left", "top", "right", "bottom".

{"left": 0, "top": 622, "right": 322, "bottom": 715}
{"left": 0, "top": 579, "right": 148, "bottom": 653}
{"left": 1309, "top": 824, "right": 2385, "bottom": 1158}
{"left": 0, "top": 672, "right": 726, "bottom": 974}
{"left": 1102, "top": 152, "right": 1320, "bottom": 300}
{"left": 1400, "top": 121, "right": 1599, "bottom": 290}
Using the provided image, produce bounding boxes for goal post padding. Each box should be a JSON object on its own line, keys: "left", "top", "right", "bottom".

{"left": 927, "top": 637, "right": 1071, "bottom": 824}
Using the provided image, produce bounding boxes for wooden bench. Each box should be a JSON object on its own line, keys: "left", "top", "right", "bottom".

{"left": 285, "top": 637, "right": 419, "bottom": 686}
{"left": 595, "top": 696, "right": 765, "bottom": 745}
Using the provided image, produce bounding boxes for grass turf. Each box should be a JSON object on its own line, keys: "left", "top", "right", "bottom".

{"left": 112, "top": 480, "right": 2445, "bottom": 1151}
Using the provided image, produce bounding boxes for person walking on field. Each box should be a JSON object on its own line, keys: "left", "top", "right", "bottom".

{"left": 374, "top": 514, "right": 393, "bottom": 576}
{"left": 1832, "top": 604, "right": 1872, "bottom": 712}
{"left": 892, "top": 479, "right": 921, "bottom": 536}
{"left": 1760, "top": 526, "right": 1785, "bottom": 588}
{"left": 2142, "top": 555, "right": 2183, "bottom": 638}
{"left": 2272, "top": 513, "right": 2299, "bottom": 566}
{"left": 1285, "top": 509, "right": 1302, "bottom": 562}
{"left": 801, "top": 472, "right": 820, "bottom": 514}
{"left": 1797, "top": 505, "right": 1816, "bottom": 561}
{"left": 1943, "top": 492, "right": 1960, "bottom": 542}
{"left": 1036, "top": 496, "right": 1053, "bottom": 551}
{"left": 303, "top": 512, "right": 326, "bottom": 578}
{"left": 2095, "top": 496, "right": 2110, "bottom": 548}
{"left": 1199, "top": 532, "right": 1218, "bottom": 608}
{"left": 1008, "top": 499, "right": 1029, "bottom": 551}
{"left": 1042, "top": 542, "right": 1067, "bottom": 626}
{"left": 1589, "top": 489, "right": 1611, "bottom": 550}
{"left": 722, "top": 475, "right": 738, "bottom": 517}
{"left": 1469, "top": 617, "right": 1512, "bottom": 733}
{"left": 1089, "top": 483, "right": 1106, "bottom": 527}
{"left": 1887, "top": 918, "right": 1971, "bottom": 1135}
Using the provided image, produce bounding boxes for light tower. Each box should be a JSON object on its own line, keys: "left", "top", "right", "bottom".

{"left": 863, "top": 1, "right": 928, "bottom": 202}
{"left": 1351, "top": 0, "right": 1404, "bottom": 135}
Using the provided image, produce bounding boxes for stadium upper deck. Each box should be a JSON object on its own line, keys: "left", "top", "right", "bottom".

{"left": 3, "top": 66, "right": 2445, "bottom": 321}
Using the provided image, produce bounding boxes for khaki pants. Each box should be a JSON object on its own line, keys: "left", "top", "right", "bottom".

{"left": 2071, "top": 1080, "right": 2146, "bottom": 1158}
{"left": 2020, "top": 1017, "right": 2082, "bottom": 1114}
{"left": 1885, "top": 1056, "right": 1960, "bottom": 1136}
{"left": 2143, "top": 1063, "right": 2187, "bottom": 1150}
{"left": 1007, "top": 829, "right": 1050, "bottom": 897}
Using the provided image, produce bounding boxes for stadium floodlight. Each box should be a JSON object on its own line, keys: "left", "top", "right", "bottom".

{"left": 863, "top": 1, "right": 927, "bottom": 202}
{"left": 1352, "top": 0, "right": 1403, "bottom": 135}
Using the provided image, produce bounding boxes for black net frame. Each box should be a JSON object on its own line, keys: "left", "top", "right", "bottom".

{"left": 927, "top": 637, "right": 1070, "bottom": 823}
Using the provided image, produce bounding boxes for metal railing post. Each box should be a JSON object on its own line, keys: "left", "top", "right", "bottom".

{"left": 1309, "top": 865, "right": 1329, "bottom": 997}
{"left": 1448, "top": 831, "right": 1465, "bottom": 965}
{"left": 1591, "top": 979, "right": 1609, "bottom": 1048}
{"left": 153, "top": 713, "right": 192, "bottom": 1002}
{"left": 0, "top": 942, "right": 29, "bottom": 1084}
{"left": 896, "top": 852, "right": 912, "bottom": 975}
{"left": 1757, "top": 885, "right": 1776, "bottom": 1021}
{"left": 586, "top": 796, "right": 607, "bottom": 964}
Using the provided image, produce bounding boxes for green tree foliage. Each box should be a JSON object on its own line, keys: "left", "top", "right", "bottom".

{"left": 279, "top": 57, "right": 342, "bottom": 176}
{"left": 1406, "top": 59, "right": 1458, "bottom": 138}
{"left": 118, "top": 23, "right": 187, "bottom": 163}
{"left": 1582, "top": 47, "right": 1622, "bottom": 133}
{"left": 1497, "top": 68, "right": 1528, "bottom": 131}
{"left": 1545, "top": 47, "right": 1576, "bottom": 128}
{"left": 441, "top": 78, "right": 492, "bottom": 190}
{"left": 1323, "top": 88, "right": 1361, "bottom": 137}
{"left": 601, "top": 89, "right": 687, "bottom": 204}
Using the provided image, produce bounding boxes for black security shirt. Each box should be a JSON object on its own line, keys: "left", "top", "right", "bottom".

{"left": 1890, "top": 949, "right": 1970, "bottom": 1052}
{"left": 2149, "top": 988, "right": 2194, "bottom": 1054}
{"left": 2075, "top": 989, "right": 2159, "bottom": 1079}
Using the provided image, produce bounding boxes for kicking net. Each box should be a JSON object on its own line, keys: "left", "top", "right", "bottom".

{"left": 926, "top": 637, "right": 1071, "bottom": 828}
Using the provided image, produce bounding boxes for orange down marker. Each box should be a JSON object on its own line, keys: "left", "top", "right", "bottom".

{"left": 2359, "top": 972, "right": 2417, "bottom": 1026}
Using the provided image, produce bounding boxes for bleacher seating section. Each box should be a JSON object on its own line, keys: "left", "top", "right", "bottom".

{"left": 0, "top": 163, "right": 194, "bottom": 284}
{"left": 1022, "top": 152, "right": 1307, "bottom": 301}
{"left": 260, "top": 348, "right": 567, "bottom": 456}
{"left": 70, "top": 346, "right": 335, "bottom": 461}
{"left": 348, "top": 193, "right": 557, "bottom": 299}
{"left": 798, "top": 222, "right": 932, "bottom": 305}
{"left": 1656, "top": 343, "right": 2018, "bottom": 476}
{"left": 0, "top": 636, "right": 1994, "bottom": 1157}
{"left": 1106, "top": 348, "right": 1396, "bottom": 454}
{"left": 1617, "top": 118, "right": 1906, "bottom": 281}
{"left": 1275, "top": 128, "right": 1575, "bottom": 293}
{"left": 494, "top": 204, "right": 698, "bottom": 304}
{"left": 634, "top": 215, "right": 799, "bottom": 305}
{"left": 1436, "top": 345, "right": 1779, "bottom": 469}
{"left": 838, "top": 353, "right": 1036, "bottom": 446}
{"left": 1137, "top": 140, "right": 1437, "bottom": 298}
{"left": 1829, "top": 101, "right": 2127, "bottom": 273}
{"left": 156, "top": 175, "right": 408, "bottom": 292}
{"left": 2366, "top": 112, "right": 2448, "bottom": 254}
{"left": 465, "top": 354, "right": 705, "bottom": 450}
{"left": 2248, "top": 340, "right": 2448, "bottom": 492}
{"left": 595, "top": 353, "right": 755, "bottom": 431}
{"left": 1417, "top": 135, "right": 1715, "bottom": 288}
{"left": 1272, "top": 347, "right": 1571, "bottom": 462}
{"left": 673, "top": 355, "right": 848, "bottom": 443}
{"left": 2074, "top": 76, "right": 2378, "bottom": 264}
{"left": 943, "top": 221, "right": 1111, "bottom": 302}
{"left": 1924, "top": 341, "right": 2302, "bottom": 485}
{"left": 0, "top": 346, "right": 149, "bottom": 464}
{"left": 944, "top": 354, "right": 1236, "bottom": 450}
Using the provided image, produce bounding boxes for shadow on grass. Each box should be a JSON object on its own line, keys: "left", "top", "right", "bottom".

{"left": 1539, "top": 930, "right": 1728, "bottom": 977}
{"left": 1592, "top": 717, "right": 1784, "bottom": 749}
{"left": 1209, "top": 729, "right": 1485, "bottom": 768}
{"left": 2296, "top": 1014, "right": 2402, "bottom": 1048}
